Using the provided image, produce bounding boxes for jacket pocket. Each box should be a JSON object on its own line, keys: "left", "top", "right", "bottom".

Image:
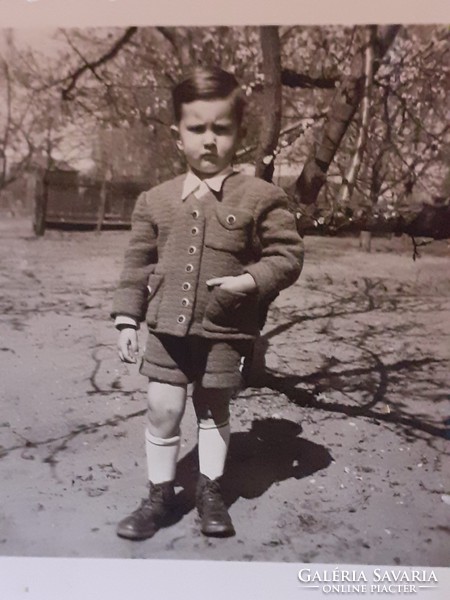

{"left": 205, "top": 205, "right": 254, "bottom": 253}
{"left": 202, "top": 286, "right": 259, "bottom": 336}
{"left": 145, "top": 273, "right": 164, "bottom": 328}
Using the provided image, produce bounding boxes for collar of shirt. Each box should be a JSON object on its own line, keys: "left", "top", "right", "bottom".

{"left": 181, "top": 166, "right": 236, "bottom": 200}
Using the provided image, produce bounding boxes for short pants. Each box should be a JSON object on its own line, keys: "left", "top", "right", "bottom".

{"left": 140, "top": 333, "right": 253, "bottom": 389}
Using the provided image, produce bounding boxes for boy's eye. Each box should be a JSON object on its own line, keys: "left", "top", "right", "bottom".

{"left": 185, "top": 123, "right": 234, "bottom": 135}
{"left": 187, "top": 126, "right": 205, "bottom": 133}
{"left": 213, "top": 125, "right": 232, "bottom": 135}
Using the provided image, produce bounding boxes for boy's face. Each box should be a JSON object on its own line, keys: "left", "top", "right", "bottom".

{"left": 172, "top": 96, "right": 241, "bottom": 179}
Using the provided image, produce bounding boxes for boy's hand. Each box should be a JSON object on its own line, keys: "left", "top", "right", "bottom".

{"left": 206, "top": 273, "right": 257, "bottom": 294}
{"left": 118, "top": 328, "right": 139, "bottom": 363}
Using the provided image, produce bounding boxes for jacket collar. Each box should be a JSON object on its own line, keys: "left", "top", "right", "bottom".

{"left": 181, "top": 167, "right": 236, "bottom": 200}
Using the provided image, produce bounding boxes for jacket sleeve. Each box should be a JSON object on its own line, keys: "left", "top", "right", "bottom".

{"left": 111, "top": 192, "right": 158, "bottom": 322}
{"left": 244, "top": 190, "right": 304, "bottom": 301}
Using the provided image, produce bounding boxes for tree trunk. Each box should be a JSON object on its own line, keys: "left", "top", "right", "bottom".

{"left": 246, "top": 26, "right": 283, "bottom": 386}
{"left": 338, "top": 26, "right": 375, "bottom": 205}
{"left": 293, "top": 25, "right": 401, "bottom": 205}
{"left": 254, "top": 26, "right": 282, "bottom": 183}
{"left": 359, "top": 230, "right": 372, "bottom": 252}
{"left": 96, "top": 179, "right": 108, "bottom": 232}
{"left": 33, "top": 170, "right": 48, "bottom": 236}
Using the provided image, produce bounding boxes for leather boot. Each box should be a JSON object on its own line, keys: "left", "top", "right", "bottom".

{"left": 196, "top": 473, "right": 235, "bottom": 537}
{"left": 116, "top": 481, "right": 175, "bottom": 540}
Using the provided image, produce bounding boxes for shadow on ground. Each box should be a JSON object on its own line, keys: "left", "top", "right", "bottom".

{"left": 165, "top": 418, "right": 333, "bottom": 525}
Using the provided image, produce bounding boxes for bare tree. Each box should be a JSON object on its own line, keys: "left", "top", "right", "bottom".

{"left": 293, "top": 25, "right": 401, "bottom": 205}
{"left": 15, "top": 24, "right": 448, "bottom": 238}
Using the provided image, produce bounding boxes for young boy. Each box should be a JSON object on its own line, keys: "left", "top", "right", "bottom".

{"left": 112, "top": 66, "right": 304, "bottom": 540}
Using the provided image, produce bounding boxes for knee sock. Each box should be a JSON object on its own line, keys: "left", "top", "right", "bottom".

{"left": 198, "top": 420, "right": 230, "bottom": 480}
{"left": 145, "top": 428, "right": 181, "bottom": 484}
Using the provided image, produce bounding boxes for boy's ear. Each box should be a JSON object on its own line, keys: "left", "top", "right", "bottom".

{"left": 170, "top": 125, "right": 183, "bottom": 151}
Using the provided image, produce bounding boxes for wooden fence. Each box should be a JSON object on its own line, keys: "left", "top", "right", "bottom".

{"left": 33, "top": 169, "right": 149, "bottom": 235}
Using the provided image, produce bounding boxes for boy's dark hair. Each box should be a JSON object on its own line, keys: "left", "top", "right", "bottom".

{"left": 172, "top": 67, "right": 245, "bottom": 124}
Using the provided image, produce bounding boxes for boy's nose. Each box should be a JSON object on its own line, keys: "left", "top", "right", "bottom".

{"left": 203, "top": 131, "right": 216, "bottom": 146}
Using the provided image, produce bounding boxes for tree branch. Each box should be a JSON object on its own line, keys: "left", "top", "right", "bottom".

{"left": 61, "top": 27, "right": 138, "bottom": 100}
{"left": 236, "top": 118, "right": 319, "bottom": 161}
{"left": 410, "top": 236, "right": 434, "bottom": 261}
{"left": 62, "top": 31, "right": 105, "bottom": 85}
{"left": 281, "top": 68, "right": 339, "bottom": 89}
{"left": 156, "top": 26, "right": 179, "bottom": 52}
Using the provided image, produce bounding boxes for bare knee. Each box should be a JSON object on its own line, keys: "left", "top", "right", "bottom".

{"left": 146, "top": 381, "right": 187, "bottom": 438}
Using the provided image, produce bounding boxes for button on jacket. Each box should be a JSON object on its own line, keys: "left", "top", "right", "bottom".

{"left": 112, "top": 172, "right": 304, "bottom": 340}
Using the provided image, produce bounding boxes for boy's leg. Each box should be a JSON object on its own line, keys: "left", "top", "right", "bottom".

{"left": 192, "top": 384, "right": 235, "bottom": 537}
{"left": 117, "top": 381, "right": 187, "bottom": 540}
{"left": 145, "top": 381, "right": 187, "bottom": 483}
{"left": 192, "top": 385, "right": 231, "bottom": 480}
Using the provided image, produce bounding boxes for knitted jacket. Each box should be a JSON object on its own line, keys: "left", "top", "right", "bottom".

{"left": 112, "top": 172, "right": 304, "bottom": 340}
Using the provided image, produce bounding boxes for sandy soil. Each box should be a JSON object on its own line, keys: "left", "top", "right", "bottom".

{"left": 0, "top": 217, "right": 449, "bottom": 565}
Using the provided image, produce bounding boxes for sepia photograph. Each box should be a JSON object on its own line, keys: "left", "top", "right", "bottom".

{"left": 0, "top": 2, "right": 449, "bottom": 597}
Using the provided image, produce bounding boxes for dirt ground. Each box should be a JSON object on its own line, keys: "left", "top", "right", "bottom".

{"left": 0, "top": 217, "right": 449, "bottom": 566}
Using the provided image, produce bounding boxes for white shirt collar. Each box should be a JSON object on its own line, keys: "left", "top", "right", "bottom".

{"left": 181, "top": 166, "right": 236, "bottom": 200}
